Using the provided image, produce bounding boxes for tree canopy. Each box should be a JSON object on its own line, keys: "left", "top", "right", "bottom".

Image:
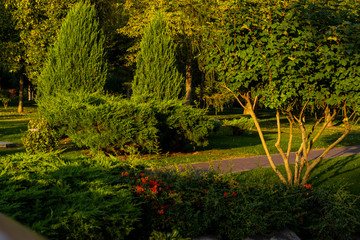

{"left": 204, "top": 0, "right": 360, "bottom": 184}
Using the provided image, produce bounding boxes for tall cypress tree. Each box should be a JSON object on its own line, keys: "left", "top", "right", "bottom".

{"left": 132, "top": 11, "right": 184, "bottom": 101}
{"left": 37, "top": 0, "right": 107, "bottom": 100}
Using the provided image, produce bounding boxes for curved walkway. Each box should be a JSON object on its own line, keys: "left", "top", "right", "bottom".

{"left": 188, "top": 145, "right": 360, "bottom": 173}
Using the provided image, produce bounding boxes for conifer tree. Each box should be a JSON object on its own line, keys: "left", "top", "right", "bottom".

{"left": 37, "top": 0, "right": 107, "bottom": 101}
{"left": 132, "top": 11, "right": 183, "bottom": 101}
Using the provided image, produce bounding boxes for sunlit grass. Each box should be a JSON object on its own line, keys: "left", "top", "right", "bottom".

{"left": 152, "top": 110, "right": 360, "bottom": 166}
{"left": 0, "top": 104, "right": 38, "bottom": 155}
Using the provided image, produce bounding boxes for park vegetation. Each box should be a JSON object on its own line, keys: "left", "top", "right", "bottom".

{"left": 0, "top": 0, "right": 359, "bottom": 239}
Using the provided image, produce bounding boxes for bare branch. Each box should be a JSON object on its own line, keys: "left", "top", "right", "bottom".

{"left": 220, "top": 83, "right": 247, "bottom": 109}
{"left": 302, "top": 129, "right": 351, "bottom": 184}
{"left": 275, "top": 110, "right": 293, "bottom": 184}
{"left": 285, "top": 116, "right": 294, "bottom": 159}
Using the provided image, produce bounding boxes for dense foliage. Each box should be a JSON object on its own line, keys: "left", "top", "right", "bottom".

{"left": 22, "top": 118, "right": 60, "bottom": 154}
{"left": 0, "top": 153, "right": 358, "bottom": 240}
{"left": 203, "top": 0, "right": 360, "bottom": 185}
{"left": 132, "top": 11, "right": 184, "bottom": 101}
{"left": 0, "top": 153, "right": 141, "bottom": 240}
{"left": 40, "top": 92, "right": 213, "bottom": 154}
{"left": 37, "top": 0, "right": 107, "bottom": 104}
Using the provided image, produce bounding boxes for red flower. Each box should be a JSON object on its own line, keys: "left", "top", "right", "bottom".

{"left": 224, "top": 193, "right": 229, "bottom": 198}
{"left": 141, "top": 177, "right": 148, "bottom": 184}
{"left": 304, "top": 184, "right": 312, "bottom": 190}
{"left": 121, "top": 172, "right": 129, "bottom": 176}
{"left": 136, "top": 185, "right": 144, "bottom": 194}
{"left": 232, "top": 192, "right": 237, "bottom": 197}
{"left": 299, "top": 217, "right": 303, "bottom": 222}
{"left": 157, "top": 209, "right": 164, "bottom": 215}
{"left": 150, "top": 185, "right": 158, "bottom": 194}
{"left": 140, "top": 173, "right": 145, "bottom": 177}
{"left": 149, "top": 180, "right": 158, "bottom": 187}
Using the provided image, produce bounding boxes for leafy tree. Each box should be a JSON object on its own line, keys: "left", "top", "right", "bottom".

{"left": 132, "top": 11, "right": 183, "bottom": 101}
{"left": 204, "top": 0, "right": 360, "bottom": 185}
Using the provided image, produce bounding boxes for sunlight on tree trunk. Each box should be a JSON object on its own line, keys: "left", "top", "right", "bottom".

{"left": 17, "top": 69, "right": 24, "bottom": 113}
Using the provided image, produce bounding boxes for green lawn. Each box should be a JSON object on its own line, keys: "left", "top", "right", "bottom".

{"left": 1, "top": 105, "right": 360, "bottom": 167}
{"left": 152, "top": 110, "right": 360, "bottom": 166}
{"left": 0, "top": 104, "right": 38, "bottom": 156}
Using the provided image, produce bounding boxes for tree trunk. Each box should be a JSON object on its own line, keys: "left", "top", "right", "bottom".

{"left": 185, "top": 49, "right": 192, "bottom": 105}
{"left": 28, "top": 85, "right": 33, "bottom": 101}
{"left": 324, "top": 105, "right": 333, "bottom": 127}
{"left": 17, "top": 68, "right": 24, "bottom": 113}
{"left": 243, "top": 101, "right": 252, "bottom": 114}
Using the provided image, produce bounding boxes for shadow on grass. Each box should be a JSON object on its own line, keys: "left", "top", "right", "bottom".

{"left": 309, "top": 154, "right": 360, "bottom": 194}
{"left": 323, "top": 131, "right": 360, "bottom": 147}
{"left": 203, "top": 127, "right": 275, "bottom": 151}
{"left": 0, "top": 147, "right": 25, "bottom": 157}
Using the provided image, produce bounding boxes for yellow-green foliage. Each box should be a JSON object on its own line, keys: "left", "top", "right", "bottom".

{"left": 22, "top": 119, "right": 60, "bottom": 154}
{"left": 223, "top": 117, "right": 255, "bottom": 135}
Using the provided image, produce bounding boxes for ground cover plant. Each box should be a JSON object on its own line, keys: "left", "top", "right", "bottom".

{"left": 0, "top": 152, "right": 358, "bottom": 240}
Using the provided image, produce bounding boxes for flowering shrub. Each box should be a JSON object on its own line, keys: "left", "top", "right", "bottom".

{"left": 119, "top": 169, "right": 359, "bottom": 240}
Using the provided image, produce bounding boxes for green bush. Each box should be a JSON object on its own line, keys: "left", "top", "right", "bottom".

{"left": 43, "top": 92, "right": 212, "bottom": 153}
{"left": 208, "top": 119, "right": 222, "bottom": 134}
{"left": 0, "top": 153, "right": 358, "bottom": 240}
{"left": 132, "top": 11, "right": 183, "bottom": 101}
{"left": 223, "top": 117, "right": 255, "bottom": 135}
{"left": 22, "top": 119, "right": 60, "bottom": 154}
{"left": 0, "top": 153, "right": 141, "bottom": 240}
{"left": 41, "top": 92, "right": 213, "bottom": 154}
{"left": 302, "top": 186, "right": 360, "bottom": 240}
{"left": 126, "top": 169, "right": 359, "bottom": 240}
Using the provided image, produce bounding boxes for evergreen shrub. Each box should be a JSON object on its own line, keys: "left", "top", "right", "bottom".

{"left": 37, "top": 0, "right": 107, "bottom": 114}
{"left": 0, "top": 153, "right": 141, "bottom": 240}
{"left": 22, "top": 119, "right": 60, "bottom": 154}
{"left": 0, "top": 154, "right": 358, "bottom": 240}
{"left": 41, "top": 92, "right": 213, "bottom": 154}
{"left": 132, "top": 11, "right": 184, "bottom": 101}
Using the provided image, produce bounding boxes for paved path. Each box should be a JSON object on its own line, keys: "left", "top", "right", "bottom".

{"left": 187, "top": 145, "right": 360, "bottom": 173}
{"left": 0, "top": 141, "right": 15, "bottom": 148}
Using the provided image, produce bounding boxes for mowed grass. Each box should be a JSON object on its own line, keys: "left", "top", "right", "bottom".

{"left": 0, "top": 104, "right": 38, "bottom": 156}
{"left": 152, "top": 109, "right": 360, "bottom": 166}
{"left": 1, "top": 105, "right": 360, "bottom": 168}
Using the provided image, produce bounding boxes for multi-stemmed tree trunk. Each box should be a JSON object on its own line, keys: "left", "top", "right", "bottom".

{"left": 205, "top": 0, "right": 360, "bottom": 185}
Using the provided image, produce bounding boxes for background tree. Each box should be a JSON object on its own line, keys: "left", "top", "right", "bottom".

{"left": 120, "top": 0, "right": 226, "bottom": 104}
{"left": 37, "top": 0, "right": 107, "bottom": 107}
{"left": 0, "top": 2, "right": 17, "bottom": 90}
{"left": 132, "top": 11, "right": 183, "bottom": 101}
{"left": 4, "top": 0, "right": 126, "bottom": 112}
{"left": 204, "top": 0, "right": 360, "bottom": 185}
